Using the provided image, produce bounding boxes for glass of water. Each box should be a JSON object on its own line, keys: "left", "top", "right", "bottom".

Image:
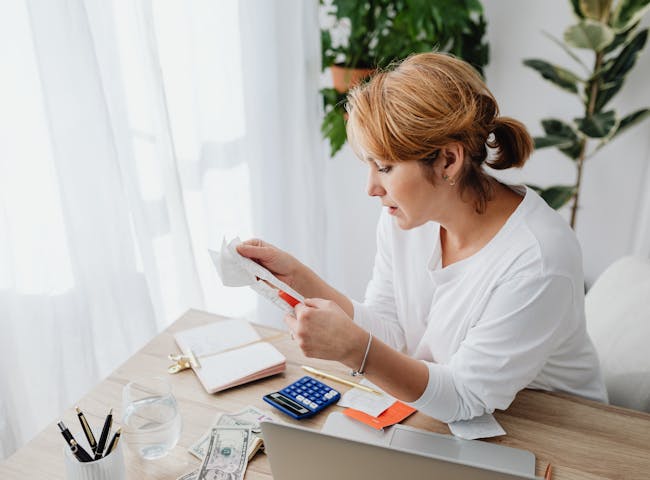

{"left": 122, "top": 376, "right": 181, "bottom": 460}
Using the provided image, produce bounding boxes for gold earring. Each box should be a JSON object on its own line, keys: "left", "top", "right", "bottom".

{"left": 442, "top": 174, "right": 456, "bottom": 186}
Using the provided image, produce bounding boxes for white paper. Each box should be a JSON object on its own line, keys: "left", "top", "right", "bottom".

{"left": 174, "top": 319, "right": 260, "bottom": 356}
{"left": 447, "top": 413, "right": 506, "bottom": 440}
{"left": 336, "top": 378, "right": 396, "bottom": 417}
{"left": 209, "top": 237, "right": 305, "bottom": 314}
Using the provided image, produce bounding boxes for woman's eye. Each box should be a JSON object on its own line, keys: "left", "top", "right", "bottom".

{"left": 378, "top": 166, "right": 392, "bottom": 174}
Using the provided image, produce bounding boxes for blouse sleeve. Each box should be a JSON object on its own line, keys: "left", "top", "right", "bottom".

{"left": 350, "top": 211, "right": 406, "bottom": 352}
{"left": 408, "top": 273, "right": 574, "bottom": 422}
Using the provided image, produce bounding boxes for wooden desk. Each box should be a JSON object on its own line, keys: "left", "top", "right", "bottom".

{"left": 1, "top": 309, "right": 649, "bottom": 479}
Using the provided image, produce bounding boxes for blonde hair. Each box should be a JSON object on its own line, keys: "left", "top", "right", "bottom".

{"left": 346, "top": 52, "right": 533, "bottom": 213}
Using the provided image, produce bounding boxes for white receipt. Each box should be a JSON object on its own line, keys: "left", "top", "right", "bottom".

{"left": 447, "top": 413, "right": 506, "bottom": 440}
{"left": 209, "top": 237, "right": 305, "bottom": 314}
{"left": 337, "top": 378, "right": 396, "bottom": 417}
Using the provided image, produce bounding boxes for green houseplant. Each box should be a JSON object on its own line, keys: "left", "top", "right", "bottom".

{"left": 320, "top": 0, "right": 489, "bottom": 156}
{"left": 524, "top": 0, "right": 650, "bottom": 228}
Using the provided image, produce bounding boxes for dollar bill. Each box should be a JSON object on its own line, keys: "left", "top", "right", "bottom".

{"left": 189, "top": 406, "right": 276, "bottom": 461}
{"left": 197, "top": 427, "right": 250, "bottom": 480}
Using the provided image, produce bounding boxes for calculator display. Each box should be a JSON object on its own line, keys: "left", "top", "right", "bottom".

{"left": 266, "top": 392, "right": 309, "bottom": 416}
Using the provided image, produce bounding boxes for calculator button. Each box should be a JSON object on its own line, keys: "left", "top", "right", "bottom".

{"left": 310, "top": 402, "right": 318, "bottom": 409}
{"left": 296, "top": 394, "right": 304, "bottom": 402}
{"left": 302, "top": 399, "right": 311, "bottom": 406}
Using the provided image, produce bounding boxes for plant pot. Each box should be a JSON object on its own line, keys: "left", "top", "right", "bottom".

{"left": 330, "top": 65, "right": 375, "bottom": 93}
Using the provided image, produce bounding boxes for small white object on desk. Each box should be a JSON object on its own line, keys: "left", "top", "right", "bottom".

{"left": 447, "top": 413, "right": 506, "bottom": 440}
{"left": 337, "top": 378, "right": 396, "bottom": 417}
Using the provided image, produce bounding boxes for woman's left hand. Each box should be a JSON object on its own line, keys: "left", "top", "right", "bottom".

{"left": 285, "top": 298, "right": 367, "bottom": 364}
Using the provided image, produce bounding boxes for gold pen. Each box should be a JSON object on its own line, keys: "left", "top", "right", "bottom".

{"left": 301, "top": 365, "right": 382, "bottom": 395}
{"left": 75, "top": 406, "right": 98, "bottom": 455}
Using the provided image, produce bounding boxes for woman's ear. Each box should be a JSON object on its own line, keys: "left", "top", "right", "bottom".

{"left": 438, "top": 143, "right": 464, "bottom": 180}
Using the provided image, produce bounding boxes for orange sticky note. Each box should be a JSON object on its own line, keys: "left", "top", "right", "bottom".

{"left": 343, "top": 401, "right": 416, "bottom": 430}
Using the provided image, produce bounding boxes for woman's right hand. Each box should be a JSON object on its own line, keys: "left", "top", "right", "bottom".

{"left": 236, "top": 238, "right": 301, "bottom": 289}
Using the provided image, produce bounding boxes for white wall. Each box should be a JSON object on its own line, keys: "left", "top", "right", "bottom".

{"left": 322, "top": 0, "right": 650, "bottom": 298}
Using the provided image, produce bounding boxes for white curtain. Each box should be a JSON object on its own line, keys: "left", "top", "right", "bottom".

{"left": 0, "top": 0, "right": 323, "bottom": 458}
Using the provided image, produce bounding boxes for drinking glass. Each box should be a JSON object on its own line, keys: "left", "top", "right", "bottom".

{"left": 122, "top": 376, "right": 181, "bottom": 460}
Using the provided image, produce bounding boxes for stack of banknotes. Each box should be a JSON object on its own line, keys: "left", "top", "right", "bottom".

{"left": 177, "top": 406, "right": 278, "bottom": 480}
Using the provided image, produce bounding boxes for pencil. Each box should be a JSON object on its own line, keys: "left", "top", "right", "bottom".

{"left": 544, "top": 463, "right": 553, "bottom": 480}
{"left": 301, "top": 365, "right": 382, "bottom": 395}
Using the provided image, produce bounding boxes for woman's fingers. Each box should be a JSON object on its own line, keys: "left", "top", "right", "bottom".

{"left": 236, "top": 242, "right": 272, "bottom": 261}
{"left": 284, "top": 313, "right": 298, "bottom": 339}
{"left": 241, "top": 238, "right": 265, "bottom": 247}
{"left": 303, "top": 297, "right": 330, "bottom": 309}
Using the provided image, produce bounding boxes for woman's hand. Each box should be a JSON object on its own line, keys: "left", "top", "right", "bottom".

{"left": 285, "top": 298, "right": 368, "bottom": 366}
{"left": 236, "top": 238, "right": 302, "bottom": 289}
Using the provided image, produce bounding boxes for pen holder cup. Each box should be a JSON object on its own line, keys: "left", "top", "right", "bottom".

{"left": 63, "top": 443, "right": 126, "bottom": 480}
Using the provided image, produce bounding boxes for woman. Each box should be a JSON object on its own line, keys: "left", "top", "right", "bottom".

{"left": 237, "top": 53, "right": 607, "bottom": 422}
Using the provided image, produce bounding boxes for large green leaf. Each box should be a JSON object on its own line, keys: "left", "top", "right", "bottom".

{"left": 541, "top": 118, "right": 583, "bottom": 159}
{"left": 541, "top": 186, "right": 577, "bottom": 209}
{"left": 321, "top": 106, "right": 347, "bottom": 157}
{"left": 534, "top": 135, "right": 576, "bottom": 149}
{"left": 603, "top": 21, "right": 639, "bottom": 53}
{"left": 579, "top": 0, "right": 613, "bottom": 21}
{"left": 602, "top": 29, "right": 648, "bottom": 81}
{"left": 564, "top": 19, "right": 616, "bottom": 50}
{"left": 611, "top": 0, "right": 650, "bottom": 31}
{"left": 523, "top": 59, "right": 582, "bottom": 93}
{"left": 593, "top": 29, "right": 648, "bottom": 111}
{"left": 593, "top": 79, "right": 624, "bottom": 112}
{"left": 610, "top": 108, "right": 650, "bottom": 140}
{"left": 570, "top": 0, "right": 586, "bottom": 17}
{"left": 575, "top": 110, "right": 618, "bottom": 137}
{"left": 528, "top": 185, "right": 576, "bottom": 210}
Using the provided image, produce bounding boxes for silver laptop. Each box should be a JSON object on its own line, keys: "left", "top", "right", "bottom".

{"left": 261, "top": 421, "right": 540, "bottom": 480}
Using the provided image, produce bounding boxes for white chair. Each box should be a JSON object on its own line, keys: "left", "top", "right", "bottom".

{"left": 585, "top": 256, "right": 650, "bottom": 412}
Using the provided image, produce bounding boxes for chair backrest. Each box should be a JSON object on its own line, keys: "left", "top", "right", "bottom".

{"left": 585, "top": 256, "right": 650, "bottom": 412}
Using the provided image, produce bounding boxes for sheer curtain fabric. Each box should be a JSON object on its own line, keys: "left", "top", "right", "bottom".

{"left": 0, "top": 0, "right": 322, "bottom": 458}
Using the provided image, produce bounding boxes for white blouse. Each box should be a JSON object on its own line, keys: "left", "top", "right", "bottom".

{"left": 351, "top": 186, "right": 608, "bottom": 422}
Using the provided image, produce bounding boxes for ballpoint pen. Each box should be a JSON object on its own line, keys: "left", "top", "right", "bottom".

{"left": 105, "top": 427, "right": 122, "bottom": 456}
{"left": 302, "top": 365, "right": 382, "bottom": 394}
{"left": 94, "top": 408, "right": 113, "bottom": 459}
{"left": 58, "top": 421, "right": 94, "bottom": 462}
{"left": 75, "top": 406, "right": 98, "bottom": 454}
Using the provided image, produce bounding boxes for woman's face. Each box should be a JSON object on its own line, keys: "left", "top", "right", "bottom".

{"left": 366, "top": 158, "right": 442, "bottom": 230}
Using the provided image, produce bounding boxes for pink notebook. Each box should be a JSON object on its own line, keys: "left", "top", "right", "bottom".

{"left": 173, "top": 319, "right": 286, "bottom": 393}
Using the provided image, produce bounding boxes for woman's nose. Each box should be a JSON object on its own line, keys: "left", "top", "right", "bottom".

{"left": 366, "top": 170, "right": 386, "bottom": 197}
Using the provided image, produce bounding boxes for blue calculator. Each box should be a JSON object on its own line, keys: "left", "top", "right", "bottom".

{"left": 263, "top": 376, "right": 340, "bottom": 420}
